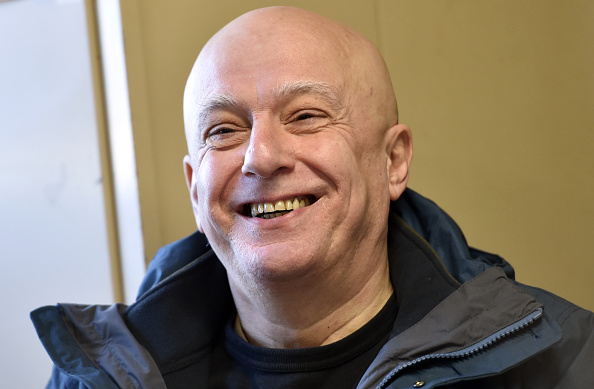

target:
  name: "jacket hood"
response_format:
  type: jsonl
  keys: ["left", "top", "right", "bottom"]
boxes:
{"left": 137, "top": 188, "right": 514, "bottom": 298}
{"left": 393, "top": 189, "right": 514, "bottom": 283}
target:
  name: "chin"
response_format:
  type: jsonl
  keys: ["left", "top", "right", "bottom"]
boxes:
{"left": 232, "top": 242, "right": 322, "bottom": 283}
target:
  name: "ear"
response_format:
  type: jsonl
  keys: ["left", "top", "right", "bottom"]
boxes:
{"left": 385, "top": 123, "right": 413, "bottom": 201}
{"left": 183, "top": 155, "right": 203, "bottom": 233}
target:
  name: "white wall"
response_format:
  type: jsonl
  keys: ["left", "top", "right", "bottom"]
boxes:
{"left": 0, "top": 0, "right": 114, "bottom": 387}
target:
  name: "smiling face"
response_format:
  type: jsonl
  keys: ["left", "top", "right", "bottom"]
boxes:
{"left": 183, "top": 7, "right": 412, "bottom": 290}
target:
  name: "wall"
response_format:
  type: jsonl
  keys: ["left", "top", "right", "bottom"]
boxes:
{"left": 0, "top": 1, "right": 114, "bottom": 387}
{"left": 119, "top": 0, "right": 593, "bottom": 310}
{"left": 381, "top": 0, "right": 594, "bottom": 310}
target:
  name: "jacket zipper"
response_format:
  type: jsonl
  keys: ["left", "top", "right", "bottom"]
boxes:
{"left": 376, "top": 308, "right": 543, "bottom": 389}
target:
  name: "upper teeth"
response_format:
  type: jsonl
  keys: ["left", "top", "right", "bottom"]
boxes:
{"left": 251, "top": 197, "right": 311, "bottom": 218}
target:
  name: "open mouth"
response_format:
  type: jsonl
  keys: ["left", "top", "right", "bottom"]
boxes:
{"left": 243, "top": 195, "right": 317, "bottom": 219}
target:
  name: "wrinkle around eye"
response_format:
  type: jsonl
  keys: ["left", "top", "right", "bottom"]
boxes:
{"left": 205, "top": 127, "right": 250, "bottom": 149}
{"left": 285, "top": 107, "right": 331, "bottom": 122}
{"left": 284, "top": 115, "right": 335, "bottom": 135}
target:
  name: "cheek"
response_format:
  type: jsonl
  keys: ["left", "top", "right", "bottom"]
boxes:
{"left": 303, "top": 130, "right": 357, "bottom": 168}
{"left": 195, "top": 150, "right": 244, "bottom": 224}
{"left": 334, "top": 137, "right": 390, "bottom": 215}
{"left": 319, "top": 134, "right": 381, "bottom": 184}
{"left": 194, "top": 154, "right": 225, "bottom": 225}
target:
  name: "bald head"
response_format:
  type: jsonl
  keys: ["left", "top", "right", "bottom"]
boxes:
{"left": 181, "top": 7, "right": 413, "bottom": 312}
{"left": 183, "top": 6, "right": 398, "bottom": 150}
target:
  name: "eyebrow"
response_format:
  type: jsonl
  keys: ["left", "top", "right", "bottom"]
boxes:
{"left": 272, "top": 80, "right": 344, "bottom": 111}
{"left": 195, "top": 80, "right": 344, "bottom": 127}
{"left": 195, "top": 93, "right": 242, "bottom": 128}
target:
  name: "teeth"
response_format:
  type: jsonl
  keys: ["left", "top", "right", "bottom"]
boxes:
{"left": 249, "top": 196, "right": 313, "bottom": 218}
{"left": 259, "top": 211, "right": 289, "bottom": 220}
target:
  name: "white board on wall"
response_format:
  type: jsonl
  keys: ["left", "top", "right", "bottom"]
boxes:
{"left": 0, "top": 0, "right": 114, "bottom": 387}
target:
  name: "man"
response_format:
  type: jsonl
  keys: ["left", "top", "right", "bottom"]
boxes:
{"left": 33, "top": 6, "right": 593, "bottom": 388}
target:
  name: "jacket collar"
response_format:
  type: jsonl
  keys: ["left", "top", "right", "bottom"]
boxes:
{"left": 123, "top": 207, "right": 460, "bottom": 372}
{"left": 125, "top": 248, "right": 232, "bottom": 374}
{"left": 392, "top": 189, "right": 515, "bottom": 283}
{"left": 124, "top": 189, "right": 560, "bottom": 384}
{"left": 358, "top": 216, "right": 561, "bottom": 388}
{"left": 123, "top": 207, "right": 517, "bottom": 376}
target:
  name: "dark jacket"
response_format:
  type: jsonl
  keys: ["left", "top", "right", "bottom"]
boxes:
{"left": 31, "top": 189, "right": 594, "bottom": 388}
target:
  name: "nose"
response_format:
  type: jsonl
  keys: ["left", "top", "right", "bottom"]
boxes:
{"left": 241, "top": 117, "right": 295, "bottom": 178}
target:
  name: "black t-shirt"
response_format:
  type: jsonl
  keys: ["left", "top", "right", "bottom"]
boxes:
{"left": 207, "top": 292, "right": 398, "bottom": 388}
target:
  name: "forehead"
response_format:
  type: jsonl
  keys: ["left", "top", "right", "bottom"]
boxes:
{"left": 185, "top": 34, "right": 352, "bottom": 124}
{"left": 192, "top": 80, "right": 344, "bottom": 125}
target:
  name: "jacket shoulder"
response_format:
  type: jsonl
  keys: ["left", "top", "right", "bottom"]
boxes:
{"left": 31, "top": 305, "right": 121, "bottom": 389}
{"left": 31, "top": 304, "right": 167, "bottom": 389}
{"left": 44, "top": 365, "right": 91, "bottom": 389}
{"left": 519, "top": 283, "right": 592, "bottom": 325}
{"left": 509, "top": 283, "right": 594, "bottom": 387}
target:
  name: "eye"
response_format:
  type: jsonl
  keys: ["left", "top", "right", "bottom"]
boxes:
{"left": 291, "top": 110, "right": 328, "bottom": 123}
{"left": 285, "top": 109, "right": 331, "bottom": 135}
{"left": 204, "top": 125, "right": 248, "bottom": 149}
{"left": 296, "top": 113, "right": 315, "bottom": 121}
{"left": 208, "top": 127, "right": 235, "bottom": 137}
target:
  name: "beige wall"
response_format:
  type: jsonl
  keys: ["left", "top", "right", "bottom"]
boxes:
{"left": 119, "top": 0, "right": 593, "bottom": 310}
{"left": 380, "top": 1, "right": 594, "bottom": 311}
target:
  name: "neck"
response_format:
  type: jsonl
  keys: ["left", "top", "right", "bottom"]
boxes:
{"left": 230, "top": 253, "right": 393, "bottom": 349}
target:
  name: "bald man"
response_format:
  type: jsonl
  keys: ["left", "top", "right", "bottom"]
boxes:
{"left": 33, "top": 7, "right": 593, "bottom": 389}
